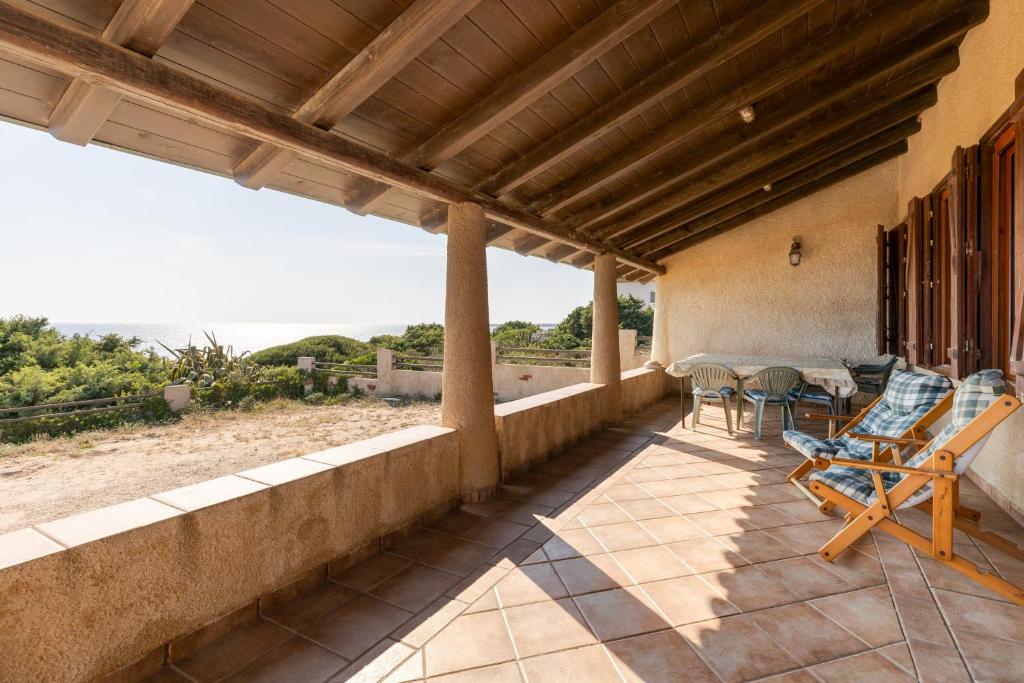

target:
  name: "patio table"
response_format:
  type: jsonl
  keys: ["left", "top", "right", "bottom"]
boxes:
{"left": 666, "top": 353, "right": 857, "bottom": 431}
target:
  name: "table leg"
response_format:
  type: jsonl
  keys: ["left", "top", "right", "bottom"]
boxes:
{"left": 736, "top": 377, "right": 744, "bottom": 429}
{"left": 830, "top": 388, "right": 842, "bottom": 438}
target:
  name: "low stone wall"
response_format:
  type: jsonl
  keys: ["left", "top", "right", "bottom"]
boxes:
{"left": 621, "top": 367, "right": 671, "bottom": 415}
{"left": 494, "top": 383, "right": 607, "bottom": 479}
{"left": 0, "top": 426, "right": 459, "bottom": 683}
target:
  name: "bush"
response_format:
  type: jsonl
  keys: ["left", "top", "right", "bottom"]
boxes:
{"left": 304, "top": 391, "right": 326, "bottom": 405}
{"left": 249, "top": 335, "right": 373, "bottom": 367}
{"left": 237, "top": 395, "right": 259, "bottom": 412}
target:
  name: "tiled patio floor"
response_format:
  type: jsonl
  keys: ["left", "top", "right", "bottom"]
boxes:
{"left": 142, "top": 398, "right": 1024, "bottom": 682}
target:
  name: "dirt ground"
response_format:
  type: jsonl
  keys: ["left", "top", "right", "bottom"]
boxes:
{"left": 0, "top": 397, "right": 441, "bottom": 534}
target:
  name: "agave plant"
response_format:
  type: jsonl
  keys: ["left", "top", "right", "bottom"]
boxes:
{"left": 158, "top": 331, "right": 259, "bottom": 388}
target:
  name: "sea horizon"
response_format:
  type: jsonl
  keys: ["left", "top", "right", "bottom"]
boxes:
{"left": 54, "top": 321, "right": 556, "bottom": 356}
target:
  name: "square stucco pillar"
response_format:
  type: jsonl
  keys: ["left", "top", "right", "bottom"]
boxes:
{"left": 591, "top": 252, "right": 623, "bottom": 422}
{"left": 442, "top": 202, "right": 500, "bottom": 502}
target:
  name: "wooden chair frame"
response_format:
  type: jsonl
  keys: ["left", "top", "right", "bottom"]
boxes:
{"left": 787, "top": 392, "right": 955, "bottom": 510}
{"left": 809, "top": 394, "right": 1024, "bottom": 606}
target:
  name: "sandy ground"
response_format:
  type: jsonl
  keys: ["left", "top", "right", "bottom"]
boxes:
{"left": 0, "top": 397, "right": 441, "bottom": 533}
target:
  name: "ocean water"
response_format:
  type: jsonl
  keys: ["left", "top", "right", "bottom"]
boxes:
{"left": 54, "top": 322, "right": 411, "bottom": 356}
{"left": 54, "top": 322, "right": 556, "bottom": 357}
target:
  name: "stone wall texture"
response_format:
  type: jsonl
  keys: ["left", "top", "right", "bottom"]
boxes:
{"left": 653, "top": 159, "right": 899, "bottom": 366}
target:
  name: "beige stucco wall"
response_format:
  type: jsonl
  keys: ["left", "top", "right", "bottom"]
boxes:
{"left": 653, "top": 159, "right": 899, "bottom": 367}
{"left": 0, "top": 426, "right": 459, "bottom": 682}
{"left": 897, "top": 0, "right": 1024, "bottom": 208}
{"left": 895, "top": 0, "right": 1024, "bottom": 520}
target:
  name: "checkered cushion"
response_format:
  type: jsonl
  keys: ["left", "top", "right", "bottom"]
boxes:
{"left": 811, "top": 370, "right": 1008, "bottom": 506}
{"left": 783, "top": 370, "right": 951, "bottom": 464}
{"left": 693, "top": 386, "right": 734, "bottom": 398}
{"left": 882, "top": 369, "right": 952, "bottom": 416}
{"left": 744, "top": 389, "right": 791, "bottom": 405}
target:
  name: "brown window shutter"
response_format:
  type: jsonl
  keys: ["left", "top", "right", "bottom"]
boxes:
{"left": 906, "top": 197, "right": 924, "bottom": 366}
{"left": 876, "top": 224, "right": 887, "bottom": 355}
{"left": 948, "top": 147, "right": 966, "bottom": 378}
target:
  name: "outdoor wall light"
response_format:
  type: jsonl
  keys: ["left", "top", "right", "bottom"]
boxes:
{"left": 739, "top": 105, "right": 756, "bottom": 123}
{"left": 789, "top": 236, "right": 802, "bottom": 267}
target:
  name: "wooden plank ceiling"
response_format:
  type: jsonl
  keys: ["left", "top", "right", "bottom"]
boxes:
{"left": 0, "top": 0, "right": 988, "bottom": 281}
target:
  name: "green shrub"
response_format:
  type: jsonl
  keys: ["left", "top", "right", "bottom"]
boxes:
{"left": 237, "top": 395, "right": 259, "bottom": 412}
{"left": 249, "top": 335, "right": 373, "bottom": 367}
{"left": 304, "top": 391, "right": 326, "bottom": 405}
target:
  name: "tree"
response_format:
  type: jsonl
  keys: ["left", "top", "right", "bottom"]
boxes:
{"left": 492, "top": 320, "right": 540, "bottom": 347}
{"left": 552, "top": 295, "right": 654, "bottom": 342}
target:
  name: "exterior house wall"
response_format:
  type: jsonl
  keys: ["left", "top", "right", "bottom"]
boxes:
{"left": 895, "top": 0, "right": 1024, "bottom": 521}
{"left": 652, "top": 160, "right": 899, "bottom": 367}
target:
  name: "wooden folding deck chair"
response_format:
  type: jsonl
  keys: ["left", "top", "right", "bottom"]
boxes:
{"left": 808, "top": 370, "right": 1024, "bottom": 605}
{"left": 783, "top": 370, "right": 954, "bottom": 510}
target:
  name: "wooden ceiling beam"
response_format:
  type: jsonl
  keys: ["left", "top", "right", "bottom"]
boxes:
{"left": 598, "top": 54, "right": 951, "bottom": 245}
{"left": 638, "top": 125, "right": 918, "bottom": 256}
{"left": 528, "top": 0, "right": 986, "bottom": 217}
{"left": 627, "top": 114, "right": 924, "bottom": 254}
{"left": 345, "top": 0, "right": 680, "bottom": 215}
{"left": 233, "top": 0, "right": 481, "bottom": 190}
{"left": 579, "top": 27, "right": 966, "bottom": 236}
{"left": 514, "top": 235, "right": 553, "bottom": 256}
{"left": 0, "top": 3, "right": 664, "bottom": 275}
{"left": 47, "top": 0, "right": 192, "bottom": 146}
{"left": 648, "top": 142, "right": 909, "bottom": 262}
{"left": 476, "top": 0, "right": 824, "bottom": 197}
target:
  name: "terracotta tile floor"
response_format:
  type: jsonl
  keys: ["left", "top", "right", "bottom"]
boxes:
{"left": 143, "top": 399, "right": 1024, "bottom": 682}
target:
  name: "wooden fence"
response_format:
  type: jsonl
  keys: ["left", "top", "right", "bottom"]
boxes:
{"left": 312, "top": 360, "right": 378, "bottom": 379}
{"left": 0, "top": 391, "right": 162, "bottom": 425}
{"left": 496, "top": 346, "right": 592, "bottom": 368}
{"left": 393, "top": 355, "right": 444, "bottom": 371}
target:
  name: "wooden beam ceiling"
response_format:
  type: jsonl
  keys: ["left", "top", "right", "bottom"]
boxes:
{"left": 576, "top": 29, "right": 967, "bottom": 237}
{"left": 649, "top": 142, "right": 911, "bottom": 260}
{"left": 476, "top": 0, "right": 825, "bottom": 197}
{"left": 47, "top": 0, "right": 192, "bottom": 146}
{"left": 639, "top": 125, "right": 920, "bottom": 257}
{"left": 232, "top": 0, "right": 481, "bottom": 190}
{"left": 344, "top": 0, "right": 681, "bottom": 215}
{"left": 527, "top": 0, "right": 986, "bottom": 218}
{"left": 598, "top": 55, "right": 953, "bottom": 245}
{"left": 0, "top": 2, "right": 664, "bottom": 275}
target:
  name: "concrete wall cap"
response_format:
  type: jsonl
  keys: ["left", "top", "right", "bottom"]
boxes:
{"left": 237, "top": 457, "right": 334, "bottom": 487}
{"left": 0, "top": 528, "right": 65, "bottom": 570}
{"left": 303, "top": 442, "right": 387, "bottom": 467}
{"left": 150, "top": 475, "right": 268, "bottom": 512}
{"left": 34, "top": 497, "right": 181, "bottom": 548}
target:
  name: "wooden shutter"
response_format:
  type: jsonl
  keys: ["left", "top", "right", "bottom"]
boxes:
{"left": 948, "top": 148, "right": 966, "bottom": 377}
{"left": 906, "top": 197, "right": 924, "bottom": 366}
{"left": 876, "top": 224, "right": 887, "bottom": 355}
{"left": 1012, "top": 113, "right": 1024, "bottom": 385}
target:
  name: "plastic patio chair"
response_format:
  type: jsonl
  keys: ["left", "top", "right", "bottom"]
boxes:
{"left": 787, "top": 381, "right": 836, "bottom": 429}
{"left": 688, "top": 363, "right": 739, "bottom": 435}
{"left": 808, "top": 369, "right": 1024, "bottom": 605}
{"left": 848, "top": 355, "right": 900, "bottom": 398}
{"left": 742, "top": 367, "right": 801, "bottom": 439}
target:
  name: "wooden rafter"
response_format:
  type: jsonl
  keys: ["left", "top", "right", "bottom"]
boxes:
{"left": 626, "top": 113, "right": 926, "bottom": 254}
{"left": 0, "top": 3, "right": 664, "bottom": 275}
{"left": 528, "top": 0, "right": 986, "bottom": 217}
{"left": 476, "top": 0, "right": 825, "bottom": 197}
{"left": 233, "top": 0, "right": 481, "bottom": 190}
{"left": 649, "top": 142, "right": 910, "bottom": 261}
{"left": 638, "top": 125, "right": 919, "bottom": 257}
{"left": 578, "top": 22, "right": 970, "bottom": 237}
{"left": 47, "top": 0, "right": 192, "bottom": 146}
{"left": 345, "top": 0, "right": 680, "bottom": 215}
{"left": 596, "top": 53, "right": 954, "bottom": 247}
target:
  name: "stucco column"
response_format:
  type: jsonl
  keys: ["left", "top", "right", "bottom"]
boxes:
{"left": 591, "top": 253, "right": 623, "bottom": 422}
{"left": 442, "top": 202, "right": 500, "bottom": 502}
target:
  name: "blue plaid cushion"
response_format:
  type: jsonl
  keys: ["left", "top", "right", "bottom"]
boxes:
{"left": 694, "top": 386, "right": 734, "bottom": 398}
{"left": 744, "top": 389, "right": 791, "bottom": 405}
{"left": 882, "top": 370, "right": 952, "bottom": 416}
{"left": 812, "top": 370, "right": 1007, "bottom": 506}
{"left": 783, "top": 430, "right": 874, "bottom": 461}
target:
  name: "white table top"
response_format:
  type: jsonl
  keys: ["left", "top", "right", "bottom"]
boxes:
{"left": 665, "top": 353, "right": 857, "bottom": 396}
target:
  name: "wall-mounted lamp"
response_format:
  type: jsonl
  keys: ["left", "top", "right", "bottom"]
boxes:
{"left": 789, "top": 236, "right": 802, "bottom": 267}
{"left": 739, "top": 105, "right": 756, "bottom": 123}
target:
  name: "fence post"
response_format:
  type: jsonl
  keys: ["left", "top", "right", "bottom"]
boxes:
{"left": 619, "top": 329, "right": 638, "bottom": 372}
{"left": 377, "top": 349, "right": 395, "bottom": 394}
{"left": 297, "top": 356, "right": 315, "bottom": 395}
{"left": 163, "top": 384, "right": 191, "bottom": 413}
{"left": 297, "top": 356, "right": 315, "bottom": 372}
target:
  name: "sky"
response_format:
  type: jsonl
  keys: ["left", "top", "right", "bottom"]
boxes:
{"left": 0, "top": 121, "right": 593, "bottom": 325}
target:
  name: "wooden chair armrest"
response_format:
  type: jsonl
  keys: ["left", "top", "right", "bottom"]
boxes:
{"left": 824, "top": 457, "right": 957, "bottom": 479}
{"left": 845, "top": 433, "right": 930, "bottom": 446}
{"left": 803, "top": 413, "right": 856, "bottom": 421}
